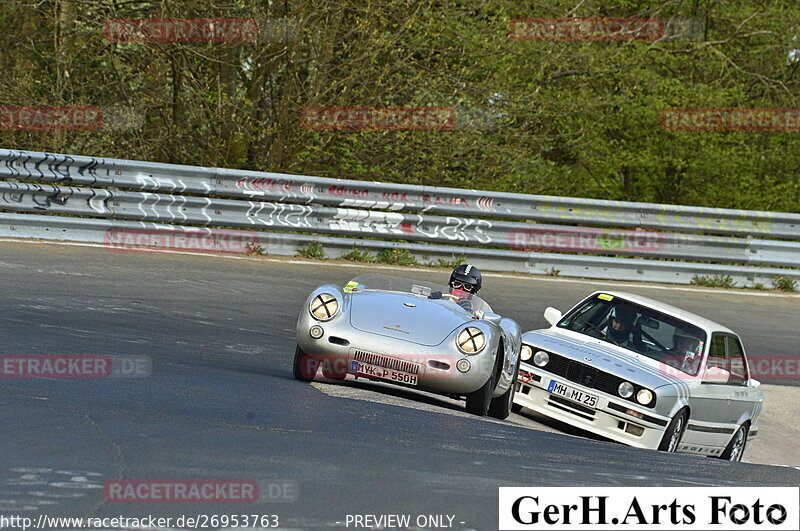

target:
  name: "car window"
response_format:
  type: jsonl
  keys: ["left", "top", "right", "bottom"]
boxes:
{"left": 556, "top": 293, "right": 706, "bottom": 373}
{"left": 707, "top": 334, "right": 727, "bottom": 370}
{"left": 726, "top": 336, "right": 749, "bottom": 385}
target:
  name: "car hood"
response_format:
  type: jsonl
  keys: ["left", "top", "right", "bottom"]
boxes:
{"left": 523, "top": 328, "right": 687, "bottom": 389}
{"left": 349, "top": 290, "right": 468, "bottom": 346}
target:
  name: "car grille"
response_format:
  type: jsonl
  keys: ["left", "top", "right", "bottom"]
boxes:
{"left": 542, "top": 352, "right": 623, "bottom": 398}
{"left": 353, "top": 350, "right": 420, "bottom": 374}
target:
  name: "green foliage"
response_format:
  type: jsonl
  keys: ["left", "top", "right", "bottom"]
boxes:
{"left": 690, "top": 274, "right": 736, "bottom": 288}
{"left": 772, "top": 275, "right": 798, "bottom": 292}
{"left": 243, "top": 242, "right": 267, "bottom": 256}
{"left": 376, "top": 248, "right": 419, "bottom": 266}
{"left": 429, "top": 254, "right": 466, "bottom": 268}
{"left": 0, "top": 1, "right": 798, "bottom": 212}
{"left": 296, "top": 241, "right": 326, "bottom": 260}
{"left": 340, "top": 246, "right": 376, "bottom": 262}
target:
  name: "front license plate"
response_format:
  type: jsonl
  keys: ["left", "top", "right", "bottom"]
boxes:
{"left": 351, "top": 361, "right": 419, "bottom": 386}
{"left": 547, "top": 379, "right": 598, "bottom": 408}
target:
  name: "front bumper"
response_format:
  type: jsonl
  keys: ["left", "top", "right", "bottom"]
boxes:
{"left": 297, "top": 319, "right": 496, "bottom": 395}
{"left": 514, "top": 363, "right": 671, "bottom": 450}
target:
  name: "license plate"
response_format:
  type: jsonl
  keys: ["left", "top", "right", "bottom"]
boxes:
{"left": 547, "top": 379, "right": 598, "bottom": 408}
{"left": 351, "top": 360, "right": 419, "bottom": 386}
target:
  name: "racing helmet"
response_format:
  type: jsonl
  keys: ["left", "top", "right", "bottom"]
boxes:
{"left": 449, "top": 264, "right": 482, "bottom": 294}
{"left": 608, "top": 305, "right": 636, "bottom": 343}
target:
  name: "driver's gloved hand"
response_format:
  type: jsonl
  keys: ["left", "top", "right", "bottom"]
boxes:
{"left": 429, "top": 291, "right": 442, "bottom": 299}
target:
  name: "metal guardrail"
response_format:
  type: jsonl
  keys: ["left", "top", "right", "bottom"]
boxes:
{"left": 0, "top": 149, "right": 798, "bottom": 287}
{"left": 3, "top": 149, "right": 799, "bottom": 238}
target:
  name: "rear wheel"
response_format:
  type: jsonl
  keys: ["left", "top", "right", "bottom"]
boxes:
{"left": 293, "top": 345, "right": 316, "bottom": 382}
{"left": 719, "top": 424, "right": 748, "bottom": 462}
{"left": 658, "top": 410, "right": 688, "bottom": 452}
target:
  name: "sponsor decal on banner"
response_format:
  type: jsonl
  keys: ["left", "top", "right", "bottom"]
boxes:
{"left": 499, "top": 487, "right": 799, "bottom": 530}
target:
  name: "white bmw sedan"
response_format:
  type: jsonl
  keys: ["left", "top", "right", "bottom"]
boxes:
{"left": 514, "top": 291, "right": 763, "bottom": 461}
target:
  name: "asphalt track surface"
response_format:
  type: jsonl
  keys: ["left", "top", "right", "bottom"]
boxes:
{"left": 1, "top": 241, "right": 799, "bottom": 530}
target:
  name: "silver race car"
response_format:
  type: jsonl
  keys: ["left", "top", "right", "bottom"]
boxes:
{"left": 294, "top": 273, "right": 522, "bottom": 418}
{"left": 514, "top": 291, "right": 764, "bottom": 461}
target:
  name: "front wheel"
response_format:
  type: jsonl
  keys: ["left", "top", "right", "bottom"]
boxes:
{"left": 488, "top": 357, "right": 520, "bottom": 420}
{"left": 719, "top": 424, "right": 748, "bottom": 462}
{"left": 658, "top": 410, "right": 688, "bottom": 452}
{"left": 293, "top": 345, "right": 316, "bottom": 382}
{"left": 488, "top": 381, "right": 514, "bottom": 419}
{"left": 465, "top": 372, "right": 494, "bottom": 416}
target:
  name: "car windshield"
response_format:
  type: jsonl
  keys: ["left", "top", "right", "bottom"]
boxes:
{"left": 556, "top": 293, "right": 708, "bottom": 375}
{"left": 345, "top": 274, "right": 492, "bottom": 315}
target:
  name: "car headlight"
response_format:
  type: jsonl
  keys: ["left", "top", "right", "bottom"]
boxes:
{"left": 456, "top": 327, "right": 486, "bottom": 354}
{"left": 520, "top": 345, "right": 533, "bottom": 361}
{"left": 618, "top": 381, "right": 634, "bottom": 398}
{"left": 310, "top": 293, "right": 339, "bottom": 321}
{"left": 533, "top": 350, "right": 549, "bottom": 367}
{"left": 636, "top": 389, "right": 654, "bottom": 406}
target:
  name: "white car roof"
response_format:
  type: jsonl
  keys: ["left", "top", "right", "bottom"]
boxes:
{"left": 591, "top": 290, "right": 737, "bottom": 336}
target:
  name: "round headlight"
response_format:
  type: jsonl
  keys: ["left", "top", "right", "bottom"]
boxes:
{"left": 520, "top": 345, "right": 533, "bottom": 361}
{"left": 618, "top": 381, "right": 634, "bottom": 398}
{"left": 456, "top": 327, "right": 486, "bottom": 354}
{"left": 310, "top": 293, "right": 339, "bottom": 321}
{"left": 636, "top": 389, "right": 654, "bottom": 406}
{"left": 533, "top": 350, "right": 549, "bottom": 367}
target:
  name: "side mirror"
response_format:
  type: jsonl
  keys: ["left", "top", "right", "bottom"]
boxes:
{"left": 749, "top": 378, "right": 761, "bottom": 388}
{"left": 544, "top": 307, "right": 562, "bottom": 326}
{"left": 482, "top": 312, "right": 502, "bottom": 324}
{"left": 703, "top": 366, "right": 730, "bottom": 384}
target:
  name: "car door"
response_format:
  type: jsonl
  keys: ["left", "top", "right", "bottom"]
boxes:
{"left": 684, "top": 334, "right": 732, "bottom": 449}
{"left": 723, "top": 335, "right": 759, "bottom": 431}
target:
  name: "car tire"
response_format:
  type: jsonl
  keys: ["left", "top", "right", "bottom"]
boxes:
{"left": 719, "top": 424, "right": 748, "bottom": 462}
{"left": 488, "top": 357, "right": 520, "bottom": 420}
{"left": 658, "top": 409, "right": 688, "bottom": 452}
{"left": 465, "top": 373, "right": 493, "bottom": 416}
{"left": 465, "top": 355, "right": 500, "bottom": 417}
{"left": 293, "top": 345, "right": 316, "bottom": 382}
